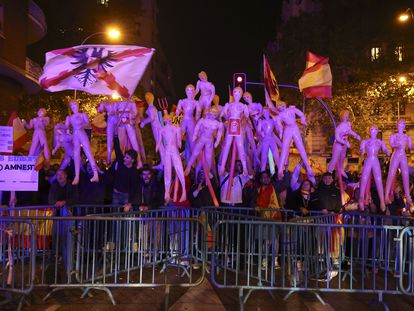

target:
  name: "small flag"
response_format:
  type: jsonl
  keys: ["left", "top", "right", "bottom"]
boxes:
{"left": 40, "top": 45, "right": 155, "bottom": 98}
{"left": 298, "top": 51, "right": 332, "bottom": 98}
{"left": 263, "top": 54, "right": 280, "bottom": 102}
{"left": 7, "top": 112, "right": 28, "bottom": 152}
{"left": 34, "top": 151, "right": 45, "bottom": 171}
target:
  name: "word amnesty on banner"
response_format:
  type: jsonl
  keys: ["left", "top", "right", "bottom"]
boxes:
{"left": 0, "top": 126, "right": 13, "bottom": 153}
{"left": 0, "top": 155, "right": 38, "bottom": 191}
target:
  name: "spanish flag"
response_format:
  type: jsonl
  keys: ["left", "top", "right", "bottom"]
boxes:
{"left": 298, "top": 51, "right": 332, "bottom": 98}
{"left": 7, "top": 111, "right": 28, "bottom": 152}
{"left": 263, "top": 54, "right": 280, "bottom": 102}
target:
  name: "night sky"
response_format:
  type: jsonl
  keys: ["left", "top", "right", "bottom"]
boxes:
{"left": 158, "top": 0, "right": 281, "bottom": 98}
{"left": 31, "top": 0, "right": 281, "bottom": 101}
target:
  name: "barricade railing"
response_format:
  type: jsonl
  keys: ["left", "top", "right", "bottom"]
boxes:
{"left": 0, "top": 218, "right": 36, "bottom": 311}
{"left": 210, "top": 219, "right": 414, "bottom": 311}
{"left": 0, "top": 214, "right": 206, "bottom": 309}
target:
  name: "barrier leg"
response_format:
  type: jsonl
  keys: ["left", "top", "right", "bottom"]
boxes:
{"left": 239, "top": 288, "right": 244, "bottom": 311}
{"left": 314, "top": 292, "right": 326, "bottom": 305}
{"left": 369, "top": 292, "right": 389, "bottom": 311}
{"left": 80, "top": 286, "right": 116, "bottom": 305}
{"left": 164, "top": 285, "right": 170, "bottom": 311}
{"left": 283, "top": 290, "right": 295, "bottom": 301}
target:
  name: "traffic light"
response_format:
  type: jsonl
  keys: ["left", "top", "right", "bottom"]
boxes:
{"left": 233, "top": 73, "right": 246, "bottom": 91}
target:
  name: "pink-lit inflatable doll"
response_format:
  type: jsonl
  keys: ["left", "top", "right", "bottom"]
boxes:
{"left": 195, "top": 71, "right": 215, "bottom": 113}
{"left": 22, "top": 108, "right": 51, "bottom": 161}
{"left": 133, "top": 98, "right": 146, "bottom": 165}
{"left": 52, "top": 123, "right": 74, "bottom": 170}
{"left": 97, "top": 100, "right": 118, "bottom": 165}
{"left": 65, "top": 101, "right": 99, "bottom": 185}
{"left": 384, "top": 119, "right": 414, "bottom": 211}
{"left": 275, "top": 101, "right": 315, "bottom": 183}
{"left": 241, "top": 92, "right": 260, "bottom": 172}
{"left": 175, "top": 84, "right": 201, "bottom": 151}
{"left": 184, "top": 105, "right": 224, "bottom": 175}
{"left": 218, "top": 87, "right": 249, "bottom": 176}
{"left": 141, "top": 92, "right": 164, "bottom": 168}
{"left": 156, "top": 112, "right": 186, "bottom": 202}
{"left": 257, "top": 107, "right": 282, "bottom": 172}
{"left": 358, "top": 126, "right": 390, "bottom": 212}
{"left": 116, "top": 99, "right": 142, "bottom": 167}
{"left": 327, "top": 110, "right": 361, "bottom": 178}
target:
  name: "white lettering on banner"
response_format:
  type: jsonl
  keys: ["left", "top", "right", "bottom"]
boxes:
{"left": 0, "top": 156, "right": 38, "bottom": 191}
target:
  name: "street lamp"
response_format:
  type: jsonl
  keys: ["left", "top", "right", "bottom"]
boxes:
{"left": 80, "top": 27, "right": 122, "bottom": 45}
{"left": 398, "top": 8, "right": 413, "bottom": 23}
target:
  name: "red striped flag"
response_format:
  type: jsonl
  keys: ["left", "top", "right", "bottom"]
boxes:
{"left": 7, "top": 112, "right": 28, "bottom": 152}
{"left": 263, "top": 54, "right": 280, "bottom": 102}
{"left": 298, "top": 51, "right": 332, "bottom": 98}
{"left": 40, "top": 45, "right": 155, "bottom": 98}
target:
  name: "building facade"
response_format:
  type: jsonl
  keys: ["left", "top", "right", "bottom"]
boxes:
{"left": 0, "top": 0, "right": 45, "bottom": 122}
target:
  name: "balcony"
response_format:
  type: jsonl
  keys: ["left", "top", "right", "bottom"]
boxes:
{"left": 27, "top": 0, "right": 47, "bottom": 44}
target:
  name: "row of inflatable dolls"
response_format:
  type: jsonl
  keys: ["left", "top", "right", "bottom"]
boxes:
{"left": 22, "top": 71, "right": 414, "bottom": 210}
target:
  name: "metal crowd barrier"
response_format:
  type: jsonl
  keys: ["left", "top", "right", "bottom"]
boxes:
{"left": 0, "top": 213, "right": 206, "bottom": 309}
{"left": 2, "top": 204, "right": 414, "bottom": 311}
{"left": 210, "top": 218, "right": 414, "bottom": 311}
{"left": 0, "top": 218, "right": 36, "bottom": 311}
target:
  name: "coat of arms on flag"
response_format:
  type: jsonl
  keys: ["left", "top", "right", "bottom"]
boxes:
{"left": 39, "top": 45, "right": 155, "bottom": 98}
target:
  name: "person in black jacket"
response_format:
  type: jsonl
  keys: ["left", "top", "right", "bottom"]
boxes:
{"left": 48, "top": 169, "right": 78, "bottom": 207}
{"left": 189, "top": 168, "right": 219, "bottom": 208}
{"left": 286, "top": 179, "right": 314, "bottom": 217}
{"left": 108, "top": 136, "right": 140, "bottom": 207}
{"left": 309, "top": 172, "right": 341, "bottom": 213}
{"left": 125, "top": 164, "right": 164, "bottom": 211}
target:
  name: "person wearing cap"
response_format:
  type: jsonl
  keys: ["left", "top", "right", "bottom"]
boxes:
{"left": 309, "top": 172, "right": 341, "bottom": 213}
{"left": 184, "top": 105, "right": 224, "bottom": 176}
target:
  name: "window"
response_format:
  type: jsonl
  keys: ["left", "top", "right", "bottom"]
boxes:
{"left": 371, "top": 47, "right": 381, "bottom": 61}
{"left": 395, "top": 46, "right": 403, "bottom": 62}
{"left": 0, "top": 4, "right": 4, "bottom": 39}
{"left": 97, "top": 0, "right": 109, "bottom": 7}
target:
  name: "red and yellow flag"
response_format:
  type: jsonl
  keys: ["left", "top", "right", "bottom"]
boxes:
{"left": 263, "top": 54, "right": 280, "bottom": 102}
{"left": 7, "top": 111, "right": 28, "bottom": 152}
{"left": 298, "top": 51, "right": 332, "bottom": 98}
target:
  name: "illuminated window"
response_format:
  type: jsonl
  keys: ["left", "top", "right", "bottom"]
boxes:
{"left": 97, "top": 0, "right": 109, "bottom": 7}
{"left": 371, "top": 47, "right": 381, "bottom": 61}
{"left": 395, "top": 46, "right": 403, "bottom": 62}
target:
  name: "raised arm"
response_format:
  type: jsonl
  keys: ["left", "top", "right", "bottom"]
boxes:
{"left": 195, "top": 80, "right": 201, "bottom": 98}
{"left": 215, "top": 122, "right": 224, "bottom": 148}
{"left": 359, "top": 139, "right": 366, "bottom": 156}
{"left": 65, "top": 116, "right": 70, "bottom": 129}
{"left": 290, "top": 162, "right": 302, "bottom": 191}
{"left": 176, "top": 126, "right": 182, "bottom": 149}
{"left": 293, "top": 107, "right": 307, "bottom": 126}
{"left": 408, "top": 135, "right": 414, "bottom": 150}
{"left": 176, "top": 99, "right": 183, "bottom": 116}
{"left": 195, "top": 100, "right": 201, "bottom": 120}
{"left": 381, "top": 141, "right": 391, "bottom": 156}
{"left": 274, "top": 116, "right": 283, "bottom": 138}
{"left": 219, "top": 103, "right": 229, "bottom": 120}
{"left": 209, "top": 83, "right": 216, "bottom": 104}
{"left": 192, "top": 119, "right": 202, "bottom": 142}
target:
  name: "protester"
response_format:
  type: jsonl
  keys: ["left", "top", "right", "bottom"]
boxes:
{"left": 309, "top": 172, "right": 341, "bottom": 213}
{"left": 189, "top": 168, "right": 218, "bottom": 208}
{"left": 125, "top": 164, "right": 164, "bottom": 211}
{"left": 108, "top": 136, "right": 140, "bottom": 206}
{"left": 220, "top": 160, "right": 250, "bottom": 207}
{"left": 48, "top": 169, "right": 78, "bottom": 207}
